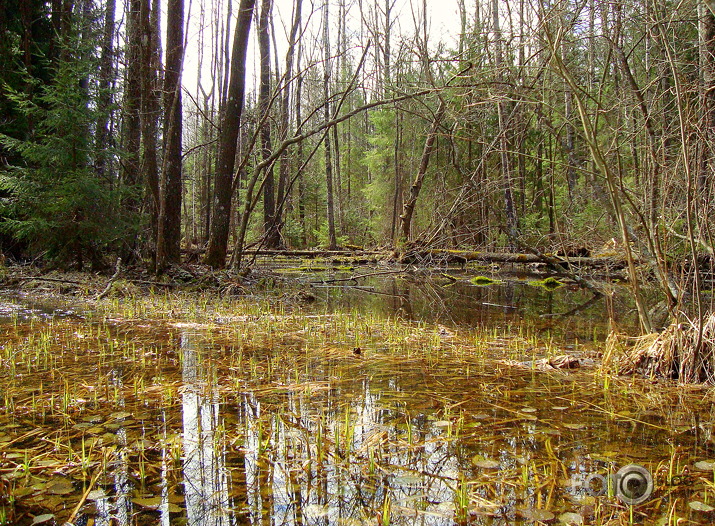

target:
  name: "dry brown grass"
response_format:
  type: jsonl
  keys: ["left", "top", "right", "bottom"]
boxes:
{"left": 604, "top": 314, "right": 715, "bottom": 383}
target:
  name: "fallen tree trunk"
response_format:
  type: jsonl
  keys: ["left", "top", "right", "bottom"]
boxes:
{"left": 400, "top": 249, "right": 628, "bottom": 269}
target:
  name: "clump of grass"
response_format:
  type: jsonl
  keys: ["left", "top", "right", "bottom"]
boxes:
{"left": 603, "top": 314, "right": 715, "bottom": 383}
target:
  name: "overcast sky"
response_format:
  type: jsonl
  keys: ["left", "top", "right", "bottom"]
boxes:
{"left": 178, "top": 0, "right": 466, "bottom": 99}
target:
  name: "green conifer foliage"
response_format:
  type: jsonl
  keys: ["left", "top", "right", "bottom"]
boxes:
{"left": 0, "top": 7, "right": 134, "bottom": 268}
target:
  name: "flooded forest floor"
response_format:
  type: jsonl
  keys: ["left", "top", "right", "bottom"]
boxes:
{"left": 1, "top": 259, "right": 715, "bottom": 525}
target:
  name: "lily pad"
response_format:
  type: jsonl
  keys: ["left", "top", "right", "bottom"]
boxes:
{"left": 132, "top": 496, "right": 162, "bottom": 509}
{"left": 45, "top": 478, "right": 74, "bottom": 495}
{"left": 472, "top": 456, "right": 500, "bottom": 469}
{"left": 558, "top": 512, "right": 584, "bottom": 524}
{"left": 695, "top": 460, "right": 715, "bottom": 472}
{"left": 31, "top": 514, "right": 55, "bottom": 525}
{"left": 689, "top": 501, "right": 715, "bottom": 512}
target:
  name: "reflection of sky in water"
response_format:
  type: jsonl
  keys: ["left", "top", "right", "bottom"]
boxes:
{"left": 172, "top": 331, "right": 485, "bottom": 525}
{"left": 155, "top": 333, "right": 681, "bottom": 525}
{"left": 0, "top": 288, "right": 708, "bottom": 525}
{"left": 181, "top": 332, "right": 232, "bottom": 526}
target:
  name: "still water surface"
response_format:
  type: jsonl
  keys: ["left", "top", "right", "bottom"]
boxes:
{"left": 0, "top": 275, "right": 713, "bottom": 525}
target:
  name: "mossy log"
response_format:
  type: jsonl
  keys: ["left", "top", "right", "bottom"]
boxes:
{"left": 399, "top": 249, "right": 627, "bottom": 269}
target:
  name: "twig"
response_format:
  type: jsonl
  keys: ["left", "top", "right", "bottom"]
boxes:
{"left": 10, "top": 276, "right": 86, "bottom": 286}
{"left": 94, "top": 258, "right": 122, "bottom": 300}
{"left": 64, "top": 468, "right": 102, "bottom": 525}
{"left": 311, "top": 269, "right": 407, "bottom": 284}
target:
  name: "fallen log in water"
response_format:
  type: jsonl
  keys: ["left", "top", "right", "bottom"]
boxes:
{"left": 399, "top": 249, "right": 628, "bottom": 270}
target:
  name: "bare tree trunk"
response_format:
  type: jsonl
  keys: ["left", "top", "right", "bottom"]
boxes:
{"left": 204, "top": 0, "right": 256, "bottom": 268}
{"left": 390, "top": 108, "right": 401, "bottom": 242}
{"left": 122, "top": 0, "right": 141, "bottom": 198}
{"left": 140, "top": 0, "right": 161, "bottom": 258}
{"left": 493, "top": 0, "right": 518, "bottom": 245}
{"left": 296, "top": 42, "right": 307, "bottom": 247}
{"left": 272, "top": 0, "right": 303, "bottom": 247}
{"left": 399, "top": 100, "right": 446, "bottom": 243}
{"left": 323, "top": 0, "right": 338, "bottom": 249}
{"left": 258, "top": 0, "right": 280, "bottom": 248}
{"left": 701, "top": 0, "right": 715, "bottom": 206}
{"left": 95, "top": 0, "right": 115, "bottom": 181}
{"left": 156, "top": 0, "right": 184, "bottom": 271}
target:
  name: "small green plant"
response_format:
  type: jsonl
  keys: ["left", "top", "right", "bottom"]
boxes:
{"left": 470, "top": 276, "right": 501, "bottom": 286}
{"left": 454, "top": 476, "right": 470, "bottom": 525}
{"left": 528, "top": 277, "right": 564, "bottom": 289}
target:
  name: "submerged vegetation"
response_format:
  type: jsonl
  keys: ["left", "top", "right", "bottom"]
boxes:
{"left": 4, "top": 0, "right": 715, "bottom": 521}
{"left": 0, "top": 269, "right": 713, "bottom": 524}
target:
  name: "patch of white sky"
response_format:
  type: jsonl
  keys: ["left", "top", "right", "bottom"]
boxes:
{"left": 177, "top": 0, "right": 469, "bottom": 104}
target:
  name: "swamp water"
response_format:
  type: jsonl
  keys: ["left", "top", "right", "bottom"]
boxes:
{"left": 0, "top": 273, "right": 714, "bottom": 525}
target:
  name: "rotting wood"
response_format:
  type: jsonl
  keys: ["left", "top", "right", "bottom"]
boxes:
{"left": 399, "top": 249, "right": 628, "bottom": 269}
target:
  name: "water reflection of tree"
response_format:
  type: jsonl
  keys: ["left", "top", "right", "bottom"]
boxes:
{"left": 180, "top": 332, "right": 232, "bottom": 526}
{"left": 103, "top": 368, "right": 132, "bottom": 526}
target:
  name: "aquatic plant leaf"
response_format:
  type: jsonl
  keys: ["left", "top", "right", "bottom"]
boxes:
{"left": 694, "top": 460, "right": 715, "bottom": 471}
{"left": 45, "top": 478, "right": 74, "bottom": 495}
{"left": 472, "top": 456, "right": 500, "bottom": 469}
{"left": 520, "top": 508, "right": 555, "bottom": 521}
{"left": 87, "top": 489, "right": 106, "bottom": 501}
{"left": 558, "top": 512, "right": 584, "bottom": 524}
{"left": 562, "top": 423, "right": 586, "bottom": 430}
{"left": 132, "top": 496, "right": 162, "bottom": 509}
{"left": 688, "top": 501, "right": 715, "bottom": 512}
{"left": 72, "top": 423, "right": 92, "bottom": 430}
{"left": 31, "top": 514, "right": 55, "bottom": 525}
{"left": 304, "top": 504, "right": 331, "bottom": 518}
{"left": 520, "top": 407, "right": 537, "bottom": 413}
{"left": 393, "top": 475, "right": 423, "bottom": 487}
